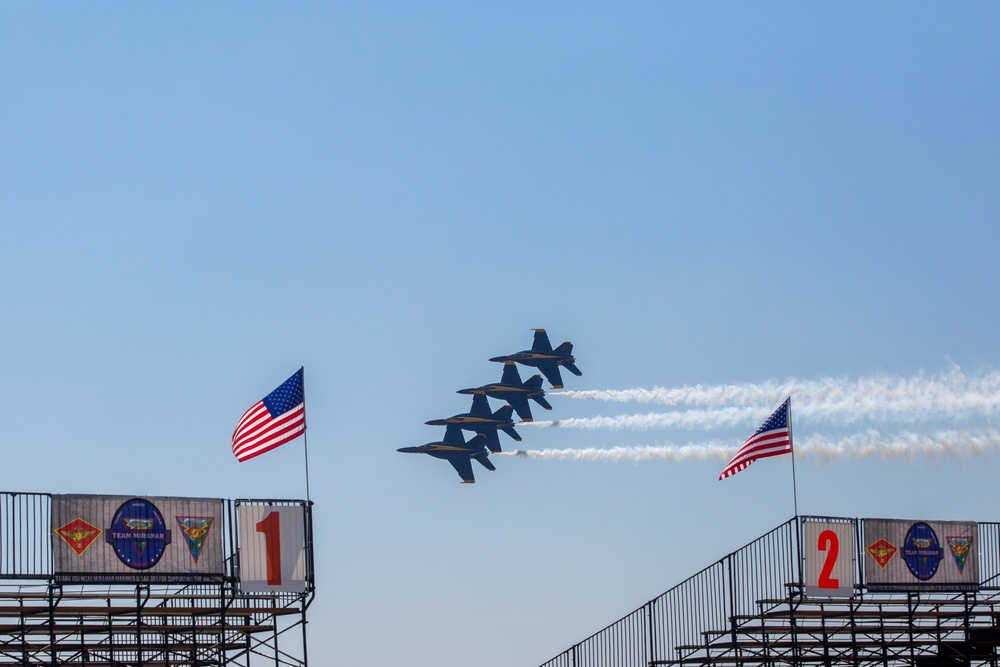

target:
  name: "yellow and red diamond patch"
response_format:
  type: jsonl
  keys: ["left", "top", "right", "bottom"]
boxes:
{"left": 867, "top": 538, "right": 898, "bottom": 569}
{"left": 55, "top": 518, "right": 102, "bottom": 557}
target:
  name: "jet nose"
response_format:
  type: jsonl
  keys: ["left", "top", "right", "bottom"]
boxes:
{"left": 488, "top": 356, "right": 507, "bottom": 362}
{"left": 397, "top": 447, "right": 419, "bottom": 453}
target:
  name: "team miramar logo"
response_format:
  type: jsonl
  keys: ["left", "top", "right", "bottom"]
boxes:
{"left": 105, "top": 498, "right": 173, "bottom": 569}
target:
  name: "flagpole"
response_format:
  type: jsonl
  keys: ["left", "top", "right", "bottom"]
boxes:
{"left": 788, "top": 396, "right": 799, "bottom": 518}
{"left": 787, "top": 395, "right": 804, "bottom": 592}
{"left": 301, "top": 365, "right": 311, "bottom": 503}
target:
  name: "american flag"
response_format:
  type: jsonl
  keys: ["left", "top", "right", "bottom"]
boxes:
{"left": 719, "top": 398, "right": 791, "bottom": 480}
{"left": 232, "top": 368, "right": 306, "bottom": 462}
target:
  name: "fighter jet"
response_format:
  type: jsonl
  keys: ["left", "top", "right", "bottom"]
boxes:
{"left": 397, "top": 425, "right": 495, "bottom": 484}
{"left": 457, "top": 361, "right": 552, "bottom": 422}
{"left": 489, "top": 328, "right": 582, "bottom": 389}
{"left": 425, "top": 394, "right": 522, "bottom": 453}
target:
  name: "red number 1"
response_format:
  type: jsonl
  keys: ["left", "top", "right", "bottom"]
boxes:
{"left": 255, "top": 511, "right": 282, "bottom": 586}
{"left": 817, "top": 529, "right": 840, "bottom": 589}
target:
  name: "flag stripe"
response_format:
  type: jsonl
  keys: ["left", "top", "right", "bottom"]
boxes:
{"left": 233, "top": 408, "right": 304, "bottom": 452}
{"left": 233, "top": 407, "right": 306, "bottom": 461}
{"left": 234, "top": 408, "right": 305, "bottom": 453}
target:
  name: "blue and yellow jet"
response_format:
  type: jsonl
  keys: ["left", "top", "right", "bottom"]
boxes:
{"left": 397, "top": 425, "right": 495, "bottom": 484}
{"left": 457, "top": 361, "right": 552, "bottom": 422}
{"left": 425, "top": 394, "right": 521, "bottom": 453}
{"left": 489, "top": 328, "right": 581, "bottom": 389}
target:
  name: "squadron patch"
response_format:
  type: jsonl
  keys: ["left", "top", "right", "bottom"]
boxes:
{"left": 55, "top": 518, "right": 102, "bottom": 557}
{"left": 867, "top": 538, "right": 898, "bottom": 569}
{"left": 946, "top": 536, "right": 973, "bottom": 574}
{"left": 903, "top": 522, "right": 943, "bottom": 581}
{"left": 176, "top": 516, "right": 215, "bottom": 564}
{"left": 105, "top": 498, "right": 172, "bottom": 570}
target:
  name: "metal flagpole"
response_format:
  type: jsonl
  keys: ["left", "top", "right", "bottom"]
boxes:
{"left": 787, "top": 395, "right": 803, "bottom": 590}
{"left": 788, "top": 396, "right": 799, "bottom": 518}
{"left": 301, "top": 365, "right": 311, "bottom": 503}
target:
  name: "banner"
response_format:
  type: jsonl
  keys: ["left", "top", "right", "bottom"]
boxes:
{"left": 52, "top": 494, "right": 224, "bottom": 584}
{"left": 862, "top": 519, "right": 978, "bottom": 592}
{"left": 238, "top": 504, "right": 307, "bottom": 593}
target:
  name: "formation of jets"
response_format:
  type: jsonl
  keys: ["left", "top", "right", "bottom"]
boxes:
{"left": 398, "top": 329, "right": 581, "bottom": 483}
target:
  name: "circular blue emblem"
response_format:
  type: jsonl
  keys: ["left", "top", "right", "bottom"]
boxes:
{"left": 104, "top": 498, "right": 172, "bottom": 570}
{"left": 903, "top": 521, "right": 943, "bottom": 581}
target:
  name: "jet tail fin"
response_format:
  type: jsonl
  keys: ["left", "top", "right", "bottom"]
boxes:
{"left": 493, "top": 404, "right": 514, "bottom": 421}
{"left": 554, "top": 341, "right": 573, "bottom": 356}
{"left": 524, "top": 374, "right": 544, "bottom": 390}
{"left": 564, "top": 362, "right": 582, "bottom": 377}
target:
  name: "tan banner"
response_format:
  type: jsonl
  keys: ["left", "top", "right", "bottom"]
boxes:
{"left": 52, "top": 494, "right": 224, "bottom": 584}
{"left": 862, "top": 518, "right": 978, "bottom": 592}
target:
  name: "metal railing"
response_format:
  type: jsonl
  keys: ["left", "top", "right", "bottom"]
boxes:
{"left": 538, "top": 516, "right": 1000, "bottom": 667}
{"left": 0, "top": 491, "right": 314, "bottom": 592}
{"left": 0, "top": 492, "right": 51, "bottom": 579}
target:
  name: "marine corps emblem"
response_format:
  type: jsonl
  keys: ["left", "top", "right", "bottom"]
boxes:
{"left": 55, "top": 518, "right": 102, "bottom": 557}
{"left": 866, "top": 538, "right": 898, "bottom": 569}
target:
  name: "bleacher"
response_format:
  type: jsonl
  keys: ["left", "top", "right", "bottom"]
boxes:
{"left": 538, "top": 517, "right": 1000, "bottom": 667}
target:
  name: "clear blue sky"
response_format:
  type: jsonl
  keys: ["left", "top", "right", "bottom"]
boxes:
{"left": 3, "top": 4, "right": 999, "bottom": 666}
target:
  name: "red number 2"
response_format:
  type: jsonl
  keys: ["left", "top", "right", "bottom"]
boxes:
{"left": 255, "top": 511, "right": 282, "bottom": 586}
{"left": 817, "top": 529, "right": 840, "bottom": 589}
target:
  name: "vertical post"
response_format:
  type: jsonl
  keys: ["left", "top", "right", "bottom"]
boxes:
{"left": 728, "top": 553, "right": 738, "bottom": 653}
{"left": 47, "top": 584, "right": 57, "bottom": 667}
{"left": 136, "top": 584, "right": 143, "bottom": 665}
{"left": 301, "top": 604, "right": 310, "bottom": 667}
{"left": 646, "top": 600, "right": 656, "bottom": 666}
{"left": 273, "top": 618, "right": 281, "bottom": 667}
{"left": 301, "top": 366, "right": 311, "bottom": 503}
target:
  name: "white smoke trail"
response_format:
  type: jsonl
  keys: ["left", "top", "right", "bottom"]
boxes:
{"left": 551, "top": 366, "right": 1000, "bottom": 419}
{"left": 496, "top": 443, "right": 733, "bottom": 463}
{"left": 523, "top": 396, "right": 999, "bottom": 431}
{"left": 497, "top": 429, "right": 1000, "bottom": 463}
{"left": 801, "top": 429, "right": 1000, "bottom": 462}
{"left": 524, "top": 408, "right": 767, "bottom": 432}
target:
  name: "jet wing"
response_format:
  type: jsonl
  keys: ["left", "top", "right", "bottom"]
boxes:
{"left": 446, "top": 455, "right": 475, "bottom": 483}
{"left": 536, "top": 363, "right": 565, "bottom": 389}
{"left": 505, "top": 395, "right": 533, "bottom": 422}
